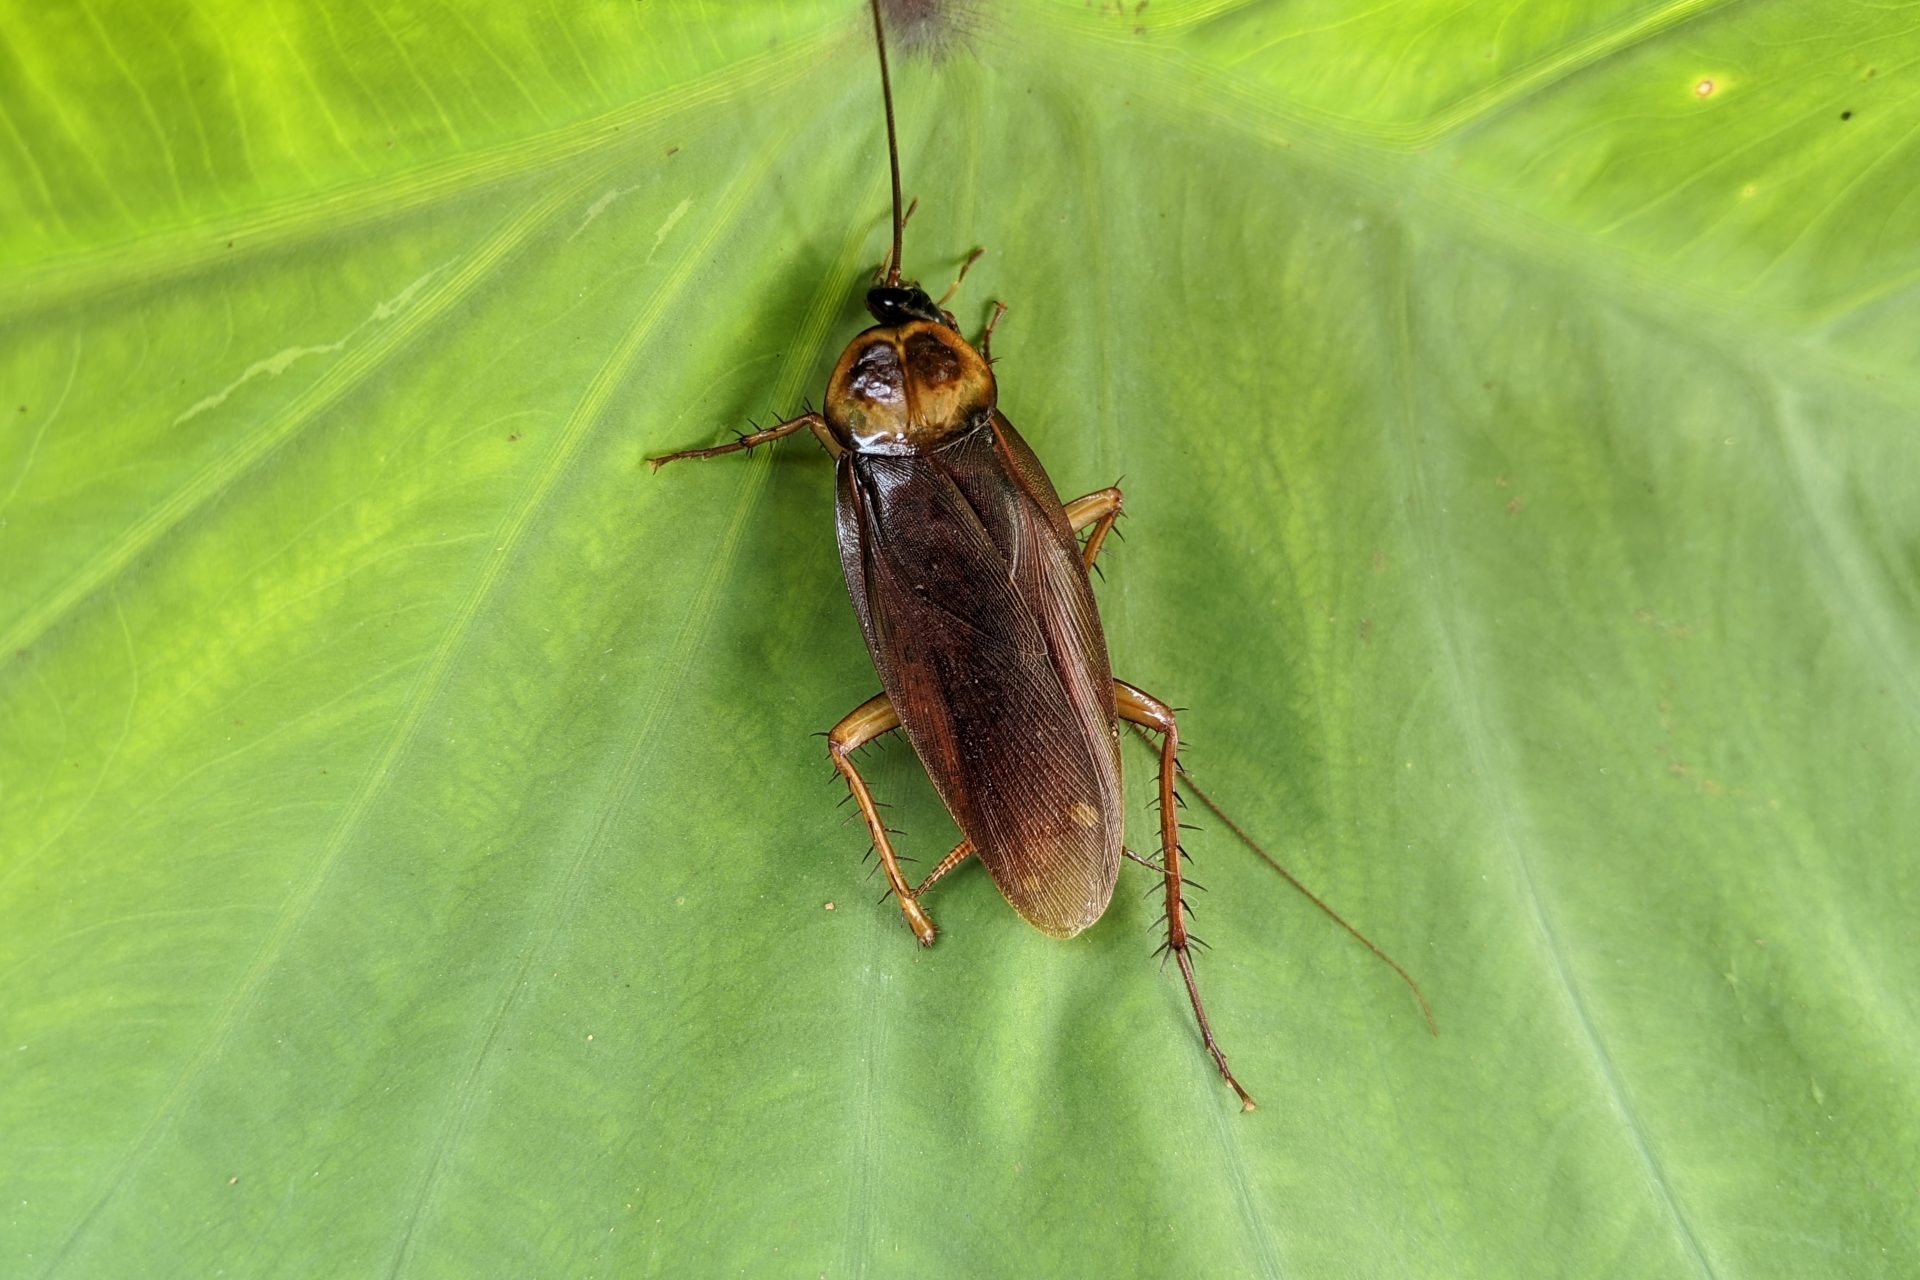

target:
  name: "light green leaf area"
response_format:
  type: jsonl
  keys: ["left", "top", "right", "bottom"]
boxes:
{"left": 3, "top": 1, "right": 1915, "bottom": 1275}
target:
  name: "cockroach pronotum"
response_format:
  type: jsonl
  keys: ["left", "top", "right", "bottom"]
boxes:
{"left": 650, "top": 0, "right": 1431, "bottom": 1110}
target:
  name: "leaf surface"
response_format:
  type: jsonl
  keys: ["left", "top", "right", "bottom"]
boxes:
{"left": 3, "top": 1, "right": 1916, "bottom": 1275}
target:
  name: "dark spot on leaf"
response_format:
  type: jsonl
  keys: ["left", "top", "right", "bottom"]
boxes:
{"left": 1841, "top": 110, "right": 1853, "bottom": 121}
{"left": 875, "top": 0, "right": 981, "bottom": 59}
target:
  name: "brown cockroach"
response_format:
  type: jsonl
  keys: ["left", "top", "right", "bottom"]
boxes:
{"left": 651, "top": 0, "right": 1429, "bottom": 1110}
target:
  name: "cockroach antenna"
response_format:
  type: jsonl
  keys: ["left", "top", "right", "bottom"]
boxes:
{"left": 869, "top": 0, "right": 906, "bottom": 287}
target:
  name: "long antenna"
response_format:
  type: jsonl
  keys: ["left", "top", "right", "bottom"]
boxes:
{"left": 1129, "top": 726, "right": 1439, "bottom": 1035}
{"left": 1176, "top": 753, "right": 1438, "bottom": 1036}
{"left": 869, "top": 0, "right": 905, "bottom": 286}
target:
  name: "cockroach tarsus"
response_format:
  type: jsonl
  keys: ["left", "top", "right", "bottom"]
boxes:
{"left": 649, "top": 0, "right": 1432, "bottom": 1111}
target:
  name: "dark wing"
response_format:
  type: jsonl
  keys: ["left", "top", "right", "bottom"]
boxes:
{"left": 836, "top": 415, "right": 1122, "bottom": 938}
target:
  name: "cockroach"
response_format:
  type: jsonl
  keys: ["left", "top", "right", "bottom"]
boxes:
{"left": 651, "top": 0, "right": 1430, "bottom": 1109}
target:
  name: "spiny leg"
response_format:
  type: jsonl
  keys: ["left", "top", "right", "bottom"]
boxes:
{"left": 1116, "top": 679, "right": 1256, "bottom": 1111}
{"left": 913, "top": 838, "right": 975, "bottom": 897}
{"left": 648, "top": 412, "right": 837, "bottom": 471}
{"left": 827, "top": 692, "right": 937, "bottom": 946}
{"left": 1063, "top": 487, "right": 1124, "bottom": 570}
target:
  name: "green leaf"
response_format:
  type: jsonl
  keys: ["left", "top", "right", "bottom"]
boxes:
{"left": 4, "top": 1, "right": 1916, "bottom": 1274}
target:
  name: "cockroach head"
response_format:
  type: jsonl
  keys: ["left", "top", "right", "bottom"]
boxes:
{"left": 866, "top": 284, "right": 946, "bottom": 327}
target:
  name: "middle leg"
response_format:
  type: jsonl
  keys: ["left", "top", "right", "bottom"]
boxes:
{"left": 1064, "top": 487, "right": 1124, "bottom": 570}
{"left": 914, "top": 839, "right": 975, "bottom": 897}
{"left": 827, "top": 692, "right": 937, "bottom": 946}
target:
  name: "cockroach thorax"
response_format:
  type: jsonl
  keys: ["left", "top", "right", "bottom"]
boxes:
{"left": 824, "top": 318, "right": 995, "bottom": 455}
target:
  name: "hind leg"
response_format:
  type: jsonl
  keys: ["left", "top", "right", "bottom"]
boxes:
{"left": 1115, "top": 679, "right": 1256, "bottom": 1111}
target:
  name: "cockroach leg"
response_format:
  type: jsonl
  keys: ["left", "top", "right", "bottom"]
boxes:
{"left": 913, "top": 838, "right": 975, "bottom": 896}
{"left": 1062, "top": 487, "right": 1124, "bottom": 570}
{"left": 937, "top": 248, "right": 987, "bottom": 306}
{"left": 827, "top": 692, "right": 938, "bottom": 946}
{"left": 1115, "top": 679, "right": 1256, "bottom": 1112}
{"left": 647, "top": 412, "right": 838, "bottom": 471}
{"left": 978, "top": 300, "right": 1009, "bottom": 364}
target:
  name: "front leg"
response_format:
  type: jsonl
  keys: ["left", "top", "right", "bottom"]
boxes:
{"left": 978, "top": 300, "right": 1008, "bottom": 364}
{"left": 1115, "top": 679, "right": 1256, "bottom": 1112}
